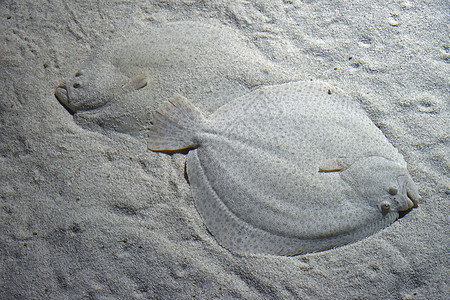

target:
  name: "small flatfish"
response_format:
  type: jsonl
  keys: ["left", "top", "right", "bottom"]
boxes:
{"left": 55, "top": 21, "right": 295, "bottom": 136}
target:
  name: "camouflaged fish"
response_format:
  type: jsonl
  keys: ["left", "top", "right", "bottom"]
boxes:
{"left": 148, "top": 81, "right": 420, "bottom": 256}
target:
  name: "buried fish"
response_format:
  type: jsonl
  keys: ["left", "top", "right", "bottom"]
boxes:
{"left": 55, "top": 21, "right": 295, "bottom": 135}
{"left": 148, "top": 81, "right": 420, "bottom": 256}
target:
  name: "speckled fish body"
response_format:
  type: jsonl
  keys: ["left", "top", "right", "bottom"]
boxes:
{"left": 148, "top": 81, "right": 420, "bottom": 256}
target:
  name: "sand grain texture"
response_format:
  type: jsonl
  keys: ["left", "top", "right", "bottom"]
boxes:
{"left": 1, "top": 1, "right": 448, "bottom": 299}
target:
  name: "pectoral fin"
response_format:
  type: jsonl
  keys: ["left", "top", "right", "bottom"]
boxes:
{"left": 130, "top": 73, "right": 148, "bottom": 89}
{"left": 122, "top": 73, "right": 148, "bottom": 91}
{"left": 318, "top": 158, "right": 345, "bottom": 172}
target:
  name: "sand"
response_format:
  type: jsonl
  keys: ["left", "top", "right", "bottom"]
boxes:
{"left": 1, "top": 1, "right": 448, "bottom": 299}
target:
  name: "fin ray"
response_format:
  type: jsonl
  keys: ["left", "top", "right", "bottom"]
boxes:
{"left": 147, "top": 95, "right": 205, "bottom": 151}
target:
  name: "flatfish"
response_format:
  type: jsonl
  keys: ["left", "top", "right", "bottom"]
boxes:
{"left": 55, "top": 21, "right": 295, "bottom": 135}
{"left": 147, "top": 81, "right": 420, "bottom": 256}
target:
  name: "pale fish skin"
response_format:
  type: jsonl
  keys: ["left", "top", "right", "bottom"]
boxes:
{"left": 147, "top": 81, "right": 420, "bottom": 256}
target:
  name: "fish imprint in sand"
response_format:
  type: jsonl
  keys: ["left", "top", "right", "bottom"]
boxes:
{"left": 148, "top": 81, "right": 420, "bottom": 256}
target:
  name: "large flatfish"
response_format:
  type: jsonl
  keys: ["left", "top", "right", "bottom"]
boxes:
{"left": 147, "top": 81, "right": 420, "bottom": 256}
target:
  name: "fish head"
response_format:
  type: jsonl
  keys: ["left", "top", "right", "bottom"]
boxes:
{"left": 378, "top": 173, "right": 419, "bottom": 213}
{"left": 341, "top": 156, "right": 420, "bottom": 214}
{"left": 55, "top": 59, "right": 129, "bottom": 113}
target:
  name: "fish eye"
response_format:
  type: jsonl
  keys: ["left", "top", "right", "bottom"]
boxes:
{"left": 75, "top": 71, "right": 82, "bottom": 77}
{"left": 388, "top": 187, "right": 398, "bottom": 195}
{"left": 73, "top": 82, "right": 81, "bottom": 88}
{"left": 380, "top": 201, "right": 391, "bottom": 213}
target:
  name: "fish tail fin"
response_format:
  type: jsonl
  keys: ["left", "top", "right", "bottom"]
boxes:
{"left": 147, "top": 94, "right": 205, "bottom": 152}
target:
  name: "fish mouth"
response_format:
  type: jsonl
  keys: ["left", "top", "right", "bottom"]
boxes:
{"left": 397, "top": 175, "right": 418, "bottom": 211}
{"left": 408, "top": 192, "right": 419, "bottom": 208}
{"left": 403, "top": 195, "right": 415, "bottom": 211}
{"left": 55, "top": 83, "right": 75, "bottom": 114}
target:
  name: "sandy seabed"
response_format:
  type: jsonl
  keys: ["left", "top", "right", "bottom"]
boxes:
{"left": 1, "top": 1, "right": 448, "bottom": 299}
